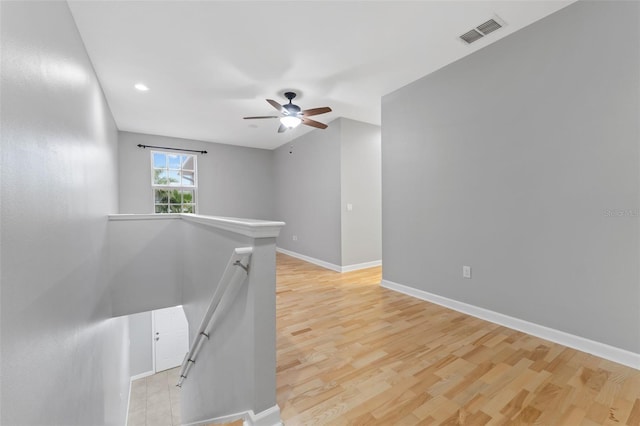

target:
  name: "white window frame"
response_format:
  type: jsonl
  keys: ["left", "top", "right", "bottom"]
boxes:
{"left": 150, "top": 150, "right": 198, "bottom": 214}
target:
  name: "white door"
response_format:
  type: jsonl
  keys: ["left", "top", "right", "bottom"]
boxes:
{"left": 153, "top": 305, "right": 189, "bottom": 373}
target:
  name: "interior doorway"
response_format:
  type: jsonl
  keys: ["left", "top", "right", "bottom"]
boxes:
{"left": 152, "top": 305, "right": 189, "bottom": 373}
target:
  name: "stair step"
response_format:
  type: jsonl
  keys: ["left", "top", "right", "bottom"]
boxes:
{"left": 205, "top": 420, "right": 244, "bottom": 426}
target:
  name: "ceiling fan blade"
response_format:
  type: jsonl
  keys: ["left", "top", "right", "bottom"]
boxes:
{"left": 243, "top": 116, "right": 279, "bottom": 120}
{"left": 301, "top": 107, "right": 332, "bottom": 117}
{"left": 277, "top": 123, "right": 288, "bottom": 133}
{"left": 266, "top": 99, "right": 284, "bottom": 113}
{"left": 302, "top": 117, "right": 328, "bottom": 130}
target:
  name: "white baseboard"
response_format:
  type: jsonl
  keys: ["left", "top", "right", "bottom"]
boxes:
{"left": 182, "top": 410, "right": 245, "bottom": 426}
{"left": 183, "top": 405, "right": 282, "bottom": 426}
{"left": 125, "top": 379, "right": 131, "bottom": 426}
{"left": 276, "top": 247, "right": 342, "bottom": 272}
{"left": 276, "top": 247, "right": 381, "bottom": 273}
{"left": 247, "top": 405, "right": 283, "bottom": 426}
{"left": 341, "top": 259, "right": 382, "bottom": 272}
{"left": 381, "top": 279, "right": 640, "bottom": 370}
{"left": 130, "top": 370, "right": 154, "bottom": 381}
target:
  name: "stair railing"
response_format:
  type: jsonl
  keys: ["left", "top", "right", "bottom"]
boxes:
{"left": 176, "top": 246, "right": 253, "bottom": 388}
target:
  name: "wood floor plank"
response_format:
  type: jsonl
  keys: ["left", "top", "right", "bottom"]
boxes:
{"left": 275, "top": 253, "right": 640, "bottom": 425}
{"left": 627, "top": 398, "right": 640, "bottom": 425}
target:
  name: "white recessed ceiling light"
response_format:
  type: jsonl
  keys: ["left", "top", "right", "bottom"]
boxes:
{"left": 134, "top": 83, "right": 149, "bottom": 91}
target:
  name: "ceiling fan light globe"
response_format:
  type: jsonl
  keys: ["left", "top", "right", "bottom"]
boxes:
{"left": 280, "top": 116, "right": 302, "bottom": 129}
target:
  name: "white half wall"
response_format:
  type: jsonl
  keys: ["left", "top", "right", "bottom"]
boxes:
{"left": 107, "top": 214, "right": 284, "bottom": 424}
{"left": 178, "top": 215, "right": 283, "bottom": 423}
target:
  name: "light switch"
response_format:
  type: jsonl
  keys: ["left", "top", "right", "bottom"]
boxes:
{"left": 347, "top": 203, "right": 353, "bottom": 211}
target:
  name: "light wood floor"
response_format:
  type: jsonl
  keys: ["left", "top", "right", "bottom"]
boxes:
{"left": 275, "top": 253, "right": 640, "bottom": 425}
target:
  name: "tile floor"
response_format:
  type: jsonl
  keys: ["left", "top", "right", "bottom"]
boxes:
{"left": 127, "top": 367, "right": 181, "bottom": 426}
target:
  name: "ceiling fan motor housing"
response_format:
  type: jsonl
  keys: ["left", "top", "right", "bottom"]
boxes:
{"left": 283, "top": 92, "right": 301, "bottom": 115}
{"left": 283, "top": 104, "right": 301, "bottom": 115}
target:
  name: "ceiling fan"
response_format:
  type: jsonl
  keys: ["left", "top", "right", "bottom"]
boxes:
{"left": 244, "top": 92, "right": 332, "bottom": 133}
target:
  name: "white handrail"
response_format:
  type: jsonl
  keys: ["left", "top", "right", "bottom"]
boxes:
{"left": 176, "top": 246, "right": 253, "bottom": 388}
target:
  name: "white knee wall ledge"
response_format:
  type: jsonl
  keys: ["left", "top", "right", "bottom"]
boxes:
{"left": 381, "top": 279, "right": 640, "bottom": 370}
{"left": 108, "top": 213, "right": 285, "bottom": 238}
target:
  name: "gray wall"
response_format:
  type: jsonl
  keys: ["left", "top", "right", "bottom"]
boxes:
{"left": 129, "top": 312, "right": 153, "bottom": 376}
{"left": 382, "top": 0, "right": 640, "bottom": 353}
{"left": 274, "top": 118, "right": 382, "bottom": 268}
{"left": 118, "top": 131, "right": 275, "bottom": 220}
{"left": 109, "top": 218, "right": 182, "bottom": 316}
{"left": 1, "top": 1, "right": 130, "bottom": 424}
{"left": 340, "top": 119, "right": 382, "bottom": 266}
{"left": 274, "top": 121, "right": 343, "bottom": 265}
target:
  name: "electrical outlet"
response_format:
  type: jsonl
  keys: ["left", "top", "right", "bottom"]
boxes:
{"left": 292, "top": 235, "right": 298, "bottom": 241}
{"left": 463, "top": 265, "right": 471, "bottom": 279}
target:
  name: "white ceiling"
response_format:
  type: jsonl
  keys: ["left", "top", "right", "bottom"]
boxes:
{"left": 68, "top": 0, "right": 575, "bottom": 150}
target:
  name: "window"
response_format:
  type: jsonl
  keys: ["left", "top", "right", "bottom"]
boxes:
{"left": 151, "top": 151, "right": 197, "bottom": 213}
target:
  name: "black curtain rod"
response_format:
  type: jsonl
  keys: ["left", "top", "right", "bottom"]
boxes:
{"left": 137, "top": 144, "right": 207, "bottom": 154}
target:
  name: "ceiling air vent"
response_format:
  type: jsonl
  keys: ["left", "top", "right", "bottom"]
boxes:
{"left": 477, "top": 19, "right": 502, "bottom": 35}
{"left": 459, "top": 16, "right": 505, "bottom": 44}
{"left": 460, "top": 29, "right": 484, "bottom": 44}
